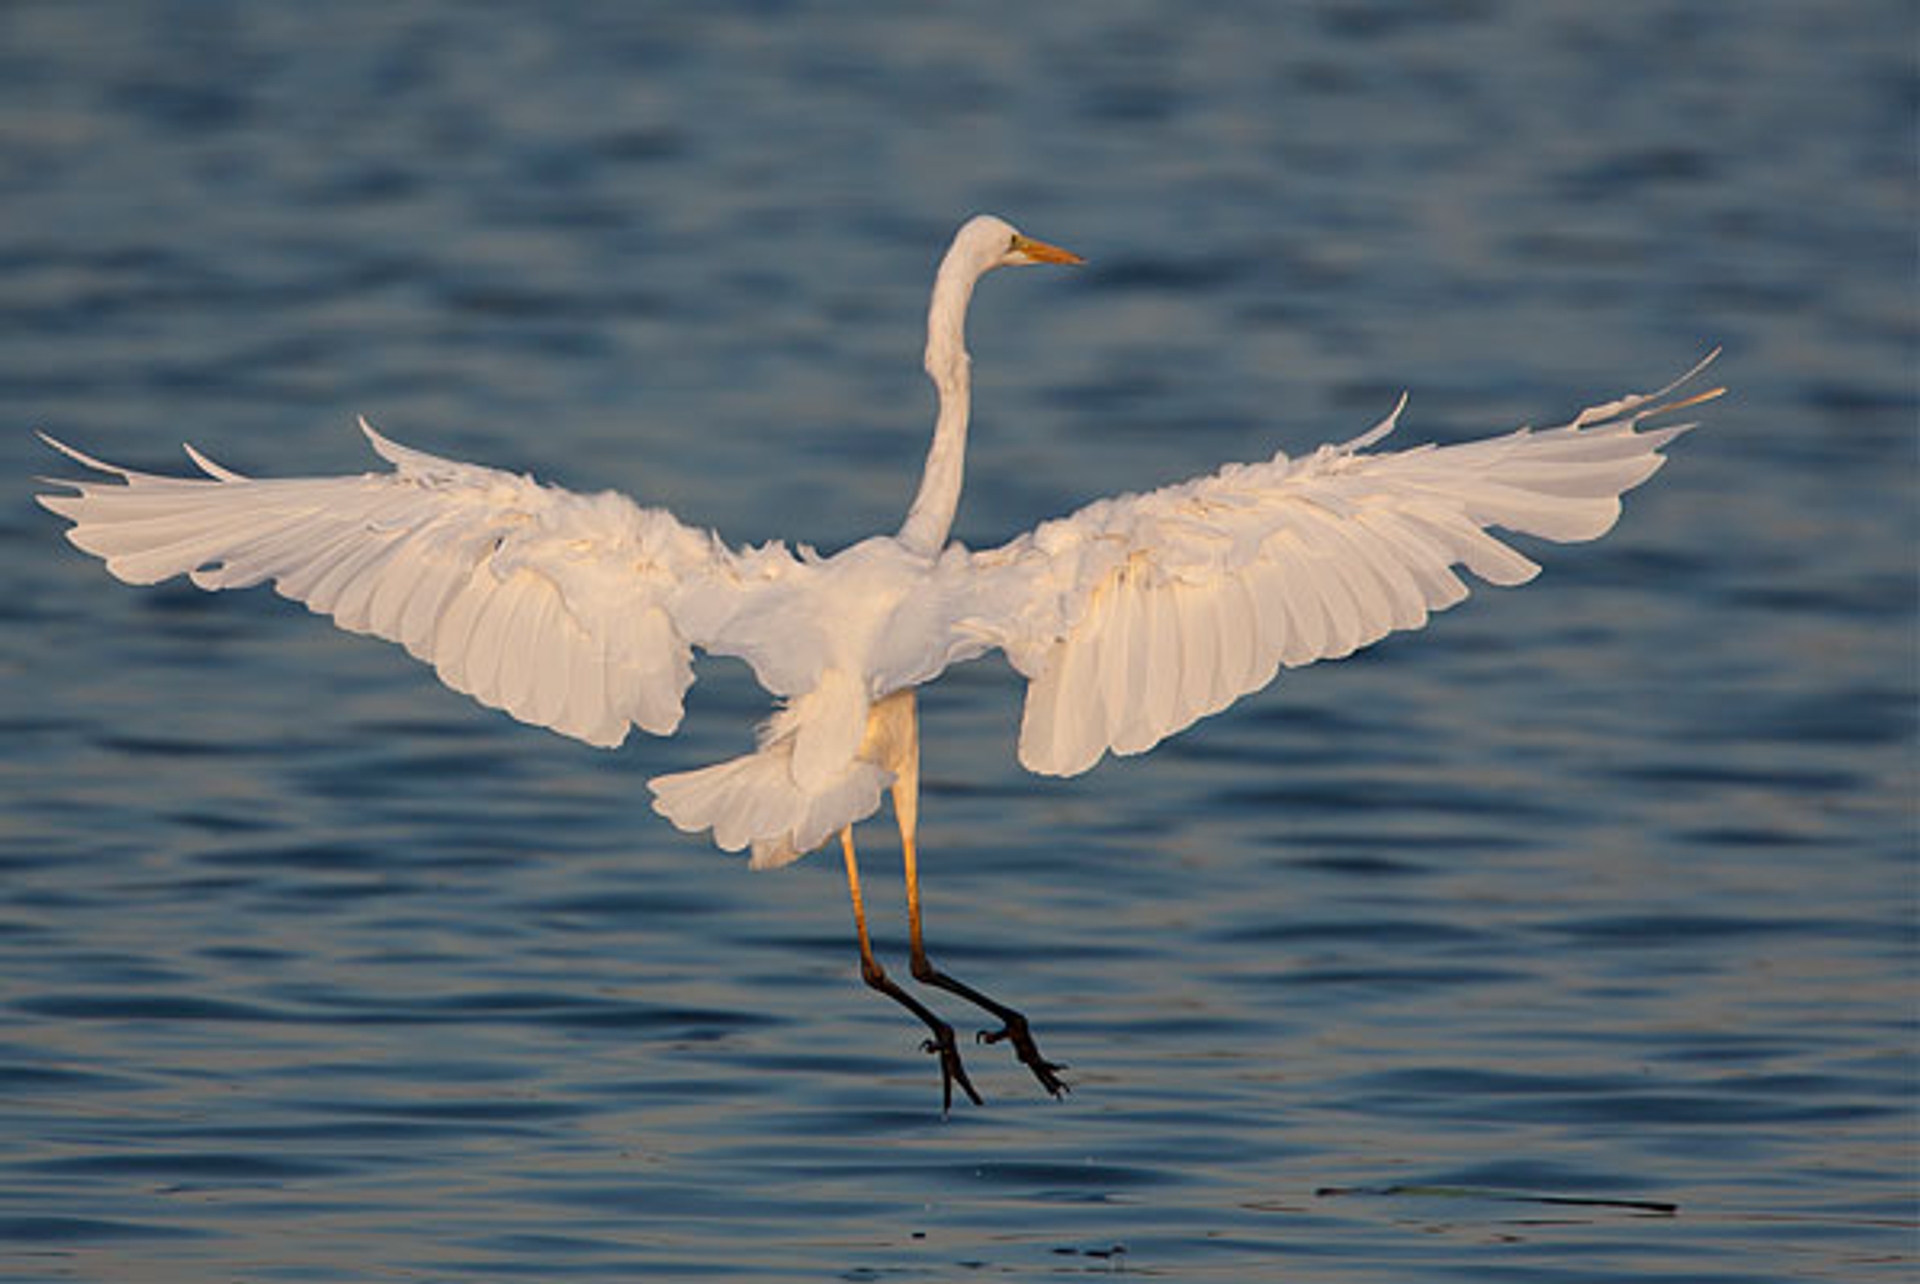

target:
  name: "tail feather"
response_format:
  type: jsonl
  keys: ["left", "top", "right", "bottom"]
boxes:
{"left": 649, "top": 744, "right": 890, "bottom": 870}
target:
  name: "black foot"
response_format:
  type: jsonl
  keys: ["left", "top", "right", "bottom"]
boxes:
{"left": 914, "top": 960, "right": 1070, "bottom": 1098}
{"left": 861, "top": 963, "right": 983, "bottom": 1113}
{"left": 921, "top": 1024, "right": 984, "bottom": 1112}
{"left": 978, "top": 1011, "right": 1069, "bottom": 1098}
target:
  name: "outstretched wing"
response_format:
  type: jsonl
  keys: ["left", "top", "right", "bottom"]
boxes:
{"left": 37, "top": 423, "right": 802, "bottom": 748}
{"left": 957, "top": 355, "right": 1722, "bottom": 777}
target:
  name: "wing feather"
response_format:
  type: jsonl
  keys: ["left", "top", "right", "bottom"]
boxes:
{"left": 464, "top": 569, "right": 534, "bottom": 715}
{"left": 964, "top": 359, "right": 1719, "bottom": 777}
{"left": 432, "top": 566, "right": 494, "bottom": 696}
{"left": 1140, "top": 575, "right": 1185, "bottom": 745}
{"left": 37, "top": 426, "right": 800, "bottom": 749}
{"left": 1095, "top": 574, "right": 1137, "bottom": 752}
{"left": 1269, "top": 539, "right": 1327, "bottom": 666}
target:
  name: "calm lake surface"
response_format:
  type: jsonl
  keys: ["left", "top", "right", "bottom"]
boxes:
{"left": 2, "top": 1, "right": 1913, "bottom": 1280}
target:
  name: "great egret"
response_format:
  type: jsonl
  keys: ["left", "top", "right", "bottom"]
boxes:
{"left": 38, "top": 214, "right": 1720, "bottom": 1109}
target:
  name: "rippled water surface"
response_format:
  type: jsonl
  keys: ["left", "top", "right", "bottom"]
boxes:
{"left": 2, "top": 2, "right": 1914, "bottom": 1280}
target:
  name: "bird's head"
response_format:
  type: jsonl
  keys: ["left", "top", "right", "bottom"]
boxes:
{"left": 923, "top": 214, "right": 1083, "bottom": 390}
{"left": 956, "top": 214, "right": 1083, "bottom": 275}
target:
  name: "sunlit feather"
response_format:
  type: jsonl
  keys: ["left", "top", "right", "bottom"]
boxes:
{"left": 37, "top": 214, "right": 1717, "bottom": 1106}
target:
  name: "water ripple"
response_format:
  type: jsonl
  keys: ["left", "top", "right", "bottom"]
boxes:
{"left": 3, "top": 2, "right": 1911, "bottom": 1281}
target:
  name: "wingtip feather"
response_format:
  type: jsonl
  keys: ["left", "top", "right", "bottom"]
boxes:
{"left": 182, "top": 442, "right": 247, "bottom": 481}
{"left": 358, "top": 415, "right": 403, "bottom": 465}
{"left": 36, "top": 431, "right": 127, "bottom": 478}
{"left": 1341, "top": 392, "right": 1409, "bottom": 454}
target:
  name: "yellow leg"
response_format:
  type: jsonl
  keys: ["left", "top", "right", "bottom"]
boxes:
{"left": 902, "top": 826, "right": 928, "bottom": 972}
{"left": 841, "top": 828, "right": 884, "bottom": 985}
{"left": 886, "top": 711, "right": 1069, "bottom": 1099}
{"left": 887, "top": 716, "right": 931, "bottom": 971}
{"left": 840, "top": 825, "right": 979, "bottom": 1111}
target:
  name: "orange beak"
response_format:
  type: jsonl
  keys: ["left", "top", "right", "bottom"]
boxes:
{"left": 1010, "top": 233, "right": 1084, "bottom": 266}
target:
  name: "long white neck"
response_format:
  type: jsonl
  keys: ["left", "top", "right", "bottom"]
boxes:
{"left": 896, "top": 249, "right": 982, "bottom": 556}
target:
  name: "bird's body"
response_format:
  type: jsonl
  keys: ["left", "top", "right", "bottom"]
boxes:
{"left": 38, "top": 214, "right": 1720, "bottom": 1107}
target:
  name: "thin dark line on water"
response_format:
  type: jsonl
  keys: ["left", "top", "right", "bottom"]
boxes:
{"left": 1315, "top": 1185, "right": 1680, "bottom": 1216}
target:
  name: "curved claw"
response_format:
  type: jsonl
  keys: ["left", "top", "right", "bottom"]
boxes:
{"left": 922, "top": 1025, "right": 983, "bottom": 1112}
{"left": 978, "top": 1016, "right": 1070, "bottom": 1098}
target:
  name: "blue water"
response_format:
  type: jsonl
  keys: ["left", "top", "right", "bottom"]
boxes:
{"left": 2, "top": 1, "right": 1913, "bottom": 1279}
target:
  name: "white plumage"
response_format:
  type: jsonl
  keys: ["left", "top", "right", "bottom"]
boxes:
{"left": 38, "top": 368, "right": 1705, "bottom": 850}
{"left": 969, "top": 384, "right": 1701, "bottom": 776}
{"left": 38, "top": 213, "right": 1718, "bottom": 1105}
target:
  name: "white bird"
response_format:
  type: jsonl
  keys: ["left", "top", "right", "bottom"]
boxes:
{"left": 38, "top": 214, "right": 1720, "bottom": 1109}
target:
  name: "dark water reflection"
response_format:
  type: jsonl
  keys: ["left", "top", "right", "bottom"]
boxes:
{"left": 3, "top": 0, "right": 1915, "bottom": 1280}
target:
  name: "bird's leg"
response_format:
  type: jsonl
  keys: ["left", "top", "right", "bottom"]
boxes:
{"left": 900, "top": 824, "right": 1069, "bottom": 1098}
{"left": 889, "top": 750, "right": 1069, "bottom": 1099}
{"left": 840, "top": 827, "right": 980, "bottom": 1111}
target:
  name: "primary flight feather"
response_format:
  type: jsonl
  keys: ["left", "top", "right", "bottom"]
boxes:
{"left": 38, "top": 214, "right": 1719, "bottom": 1108}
